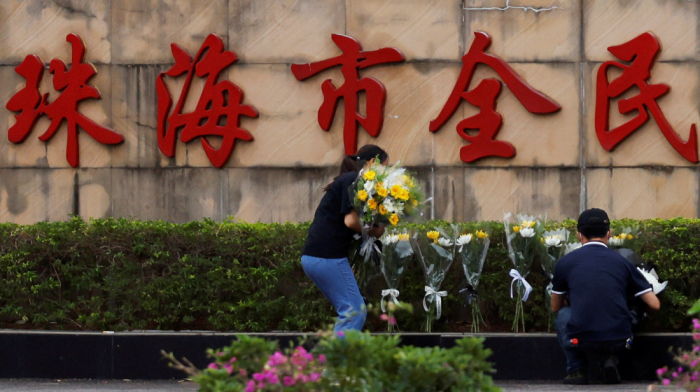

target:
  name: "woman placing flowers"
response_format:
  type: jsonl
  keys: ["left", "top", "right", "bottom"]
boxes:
{"left": 301, "top": 145, "right": 388, "bottom": 332}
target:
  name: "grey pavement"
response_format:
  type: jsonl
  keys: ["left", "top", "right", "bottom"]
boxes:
{"left": 0, "top": 380, "right": 683, "bottom": 391}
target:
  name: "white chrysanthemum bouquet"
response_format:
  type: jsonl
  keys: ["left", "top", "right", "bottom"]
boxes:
{"left": 504, "top": 213, "right": 545, "bottom": 332}
{"left": 453, "top": 223, "right": 491, "bottom": 333}
{"left": 410, "top": 226, "right": 456, "bottom": 332}
{"left": 378, "top": 230, "right": 413, "bottom": 332}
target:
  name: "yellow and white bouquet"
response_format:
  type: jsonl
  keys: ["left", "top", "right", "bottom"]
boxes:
{"left": 504, "top": 212, "right": 545, "bottom": 332}
{"left": 350, "top": 159, "right": 424, "bottom": 269}
{"left": 608, "top": 228, "right": 636, "bottom": 249}
{"left": 378, "top": 230, "right": 413, "bottom": 332}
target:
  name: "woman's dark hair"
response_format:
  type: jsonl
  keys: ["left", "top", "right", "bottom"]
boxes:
{"left": 323, "top": 145, "right": 388, "bottom": 191}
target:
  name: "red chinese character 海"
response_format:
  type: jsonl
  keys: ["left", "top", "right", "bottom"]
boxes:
{"left": 156, "top": 34, "right": 258, "bottom": 168}
{"left": 430, "top": 31, "right": 561, "bottom": 163}
{"left": 595, "top": 32, "right": 698, "bottom": 163}
{"left": 291, "top": 34, "right": 405, "bottom": 155}
{"left": 6, "top": 34, "right": 124, "bottom": 167}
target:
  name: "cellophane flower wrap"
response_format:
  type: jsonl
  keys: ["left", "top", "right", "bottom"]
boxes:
{"left": 410, "top": 226, "right": 456, "bottom": 332}
{"left": 379, "top": 230, "right": 413, "bottom": 332}
{"left": 608, "top": 226, "right": 639, "bottom": 250}
{"left": 541, "top": 228, "right": 570, "bottom": 331}
{"left": 452, "top": 223, "right": 490, "bottom": 333}
{"left": 503, "top": 212, "right": 545, "bottom": 332}
{"left": 350, "top": 159, "right": 424, "bottom": 288}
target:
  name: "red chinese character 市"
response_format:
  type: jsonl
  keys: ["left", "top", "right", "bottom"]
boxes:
{"left": 156, "top": 33, "right": 258, "bottom": 168}
{"left": 430, "top": 31, "right": 561, "bottom": 163}
{"left": 595, "top": 32, "right": 698, "bottom": 163}
{"left": 291, "top": 34, "right": 405, "bottom": 155}
{"left": 6, "top": 34, "right": 124, "bottom": 167}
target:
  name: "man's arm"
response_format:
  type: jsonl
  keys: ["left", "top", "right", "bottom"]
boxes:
{"left": 551, "top": 293, "right": 566, "bottom": 312}
{"left": 638, "top": 291, "right": 660, "bottom": 312}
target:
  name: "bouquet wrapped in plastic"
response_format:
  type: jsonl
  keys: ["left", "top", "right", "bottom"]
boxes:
{"left": 608, "top": 226, "right": 638, "bottom": 249}
{"left": 504, "top": 213, "right": 544, "bottom": 332}
{"left": 453, "top": 224, "right": 490, "bottom": 333}
{"left": 410, "top": 226, "right": 456, "bottom": 332}
{"left": 378, "top": 230, "right": 413, "bottom": 332}
{"left": 349, "top": 160, "right": 424, "bottom": 288}
{"left": 541, "top": 228, "right": 570, "bottom": 330}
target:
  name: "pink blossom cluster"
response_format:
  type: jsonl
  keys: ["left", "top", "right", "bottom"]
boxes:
{"left": 380, "top": 314, "right": 397, "bottom": 325}
{"left": 241, "top": 347, "right": 325, "bottom": 392}
{"left": 657, "top": 318, "right": 700, "bottom": 391}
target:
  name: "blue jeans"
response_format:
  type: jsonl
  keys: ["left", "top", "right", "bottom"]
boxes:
{"left": 555, "top": 307, "right": 585, "bottom": 374}
{"left": 301, "top": 255, "right": 367, "bottom": 332}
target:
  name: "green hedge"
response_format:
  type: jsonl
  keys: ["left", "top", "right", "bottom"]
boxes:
{"left": 0, "top": 217, "right": 697, "bottom": 332}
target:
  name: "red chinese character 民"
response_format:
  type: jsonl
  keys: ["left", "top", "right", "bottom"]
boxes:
{"left": 595, "top": 32, "right": 698, "bottom": 163}
{"left": 291, "top": 34, "right": 405, "bottom": 155}
{"left": 6, "top": 34, "right": 124, "bottom": 167}
{"left": 430, "top": 31, "right": 561, "bottom": 163}
{"left": 156, "top": 34, "right": 258, "bottom": 168}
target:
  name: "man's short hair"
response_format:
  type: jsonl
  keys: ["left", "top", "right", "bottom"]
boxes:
{"left": 577, "top": 208, "right": 610, "bottom": 239}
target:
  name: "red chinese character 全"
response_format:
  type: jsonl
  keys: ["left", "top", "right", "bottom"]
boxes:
{"left": 595, "top": 32, "right": 698, "bottom": 163}
{"left": 430, "top": 31, "right": 561, "bottom": 163}
{"left": 6, "top": 34, "right": 124, "bottom": 167}
{"left": 291, "top": 34, "right": 405, "bottom": 155}
{"left": 156, "top": 34, "right": 258, "bottom": 168}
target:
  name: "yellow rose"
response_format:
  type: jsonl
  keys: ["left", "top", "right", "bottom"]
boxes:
{"left": 357, "top": 190, "right": 368, "bottom": 201}
{"left": 627, "top": 234, "right": 633, "bottom": 239}
{"left": 398, "top": 233, "right": 410, "bottom": 241}
{"left": 363, "top": 170, "right": 376, "bottom": 181}
{"left": 389, "top": 214, "right": 399, "bottom": 226}
{"left": 399, "top": 189, "right": 410, "bottom": 201}
{"left": 379, "top": 204, "right": 388, "bottom": 215}
{"left": 476, "top": 230, "right": 488, "bottom": 239}
{"left": 427, "top": 230, "right": 440, "bottom": 243}
{"left": 377, "top": 185, "right": 388, "bottom": 198}
{"left": 367, "top": 199, "right": 378, "bottom": 210}
{"left": 513, "top": 226, "right": 521, "bottom": 233}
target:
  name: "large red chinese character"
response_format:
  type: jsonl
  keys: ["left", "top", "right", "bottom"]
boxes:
{"left": 595, "top": 32, "right": 698, "bottom": 163}
{"left": 291, "top": 34, "right": 405, "bottom": 155}
{"left": 156, "top": 34, "right": 258, "bottom": 168}
{"left": 6, "top": 34, "right": 124, "bottom": 167}
{"left": 430, "top": 31, "right": 561, "bottom": 163}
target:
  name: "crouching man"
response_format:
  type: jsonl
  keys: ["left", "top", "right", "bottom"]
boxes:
{"left": 551, "top": 208, "right": 660, "bottom": 385}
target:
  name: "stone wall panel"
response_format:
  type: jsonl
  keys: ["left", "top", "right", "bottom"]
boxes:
{"left": 583, "top": 62, "right": 700, "bottom": 167}
{"left": 229, "top": 0, "right": 345, "bottom": 64}
{"left": 586, "top": 168, "right": 698, "bottom": 219}
{"left": 464, "top": 0, "right": 581, "bottom": 62}
{"left": 0, "top": 0, "right": 111, "bottom": 64}
{"left": 112, "top": 0, "right": 228, "bottom": 64}
{"left": 346, "top": 0, "right": 462, "bottom": 62}
{"left": 584, "top": 0, "right": 699, "bottom": 62}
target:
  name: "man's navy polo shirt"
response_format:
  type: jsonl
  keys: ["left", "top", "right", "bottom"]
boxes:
{"left": 552, "top": 242, "right": 652, "bottom": 342}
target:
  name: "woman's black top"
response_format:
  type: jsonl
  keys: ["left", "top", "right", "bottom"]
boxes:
{"left": 302, "top": 172, "right": 358, "bottom": 259}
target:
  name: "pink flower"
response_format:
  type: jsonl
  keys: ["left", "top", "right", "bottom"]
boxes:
{"left": 253, "top": 373, "right": 266, "bottom": 382}
{"left": 229, "top": 357, "right": 237, "bottom": 363}
{"left": 310, "top": 372, "right": 321, "bottom": 382}
{"left": 692, "top": 360, "right": 698, "bottom": 368}
{"left": 389, "top": 317, "right": 396, "bottom": 325}
{"left": 240, "top": 369, "right": 247, "bottom": 376}
{"left": 679, "top": 367, "right": 684, "bottom": 373}
{"left": 267, "top": 351, "right": 287, "bottom": 367}
{"left": 268, "top": 374, "right": 279, "bottom": 384}
{"left": 695, "top": 346, "right": 700, "bottom": 352}
{"left": 319, "top": 354, "right": 326, "bottom": 363}
{"left": 657, "top": 368, "right": 666, "bottom": 376}
{"left": 672, "top": 372, "right": 678, "bottom": 378}
{"left": 245, "top": 380, "right": 256, "bottom": 392}
{"left": 663, "top": 379, "right": 671, "bottom": 386}
{"left": 283, "top": 376, "right": 296, "bottom": 387}
{"left": 297, "top": 373, "right": 310, "bottom": 383}
{"left": 207, "top": 363, "right": 219, "bottom": 370}
{"left": 337, "top": 331, "right": 345, "bottom": 338}
{"left": 380, "top": 314, "right": 389, "bottom": 321}
{"left": 224, "top": 364, "right": 233, "bottom": 374}
{"left": 218, "top": 352, "right": 225, "bottom": 357}
{"left": 693, "top": 333, "right": 700, "bottom": 341}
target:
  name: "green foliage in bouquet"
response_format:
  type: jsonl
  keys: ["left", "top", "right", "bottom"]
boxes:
{"left": 1, "top": 217, "right": 699, "bottom": 333}
{"left": 166, "top": 328, "right": 500, "bottom": 392}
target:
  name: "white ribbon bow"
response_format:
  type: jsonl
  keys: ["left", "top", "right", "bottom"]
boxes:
{"left": 423, "top": 286, "right": 448, "bottom": 320}
{"left": 381, "top": 289, "right": 400, "bottom": 313}
{"left": 509, "top": 269, "right": 533, "bottom": 302}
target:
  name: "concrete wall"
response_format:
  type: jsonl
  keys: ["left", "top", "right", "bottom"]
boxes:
{"left": 0, "top": 0, "right": 699, "bottom": 224}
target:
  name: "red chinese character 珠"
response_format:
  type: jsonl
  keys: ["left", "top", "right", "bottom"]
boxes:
{"left": 595, "top": 32, "right": 698, "bottom": 163}
{"left": 291, "top": 34, "right": 405, "bottom": 155}
{"left": 156, "top": 33, "right": 258, "bottom": 168}
{"left": 430, "top": 31, "right": 561, "bottom": 163}
{"left": 6, "top": 34, "right": 124, "bottom": 167}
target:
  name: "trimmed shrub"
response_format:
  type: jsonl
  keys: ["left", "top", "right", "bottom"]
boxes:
{"left": 0, "top": 216, "right": 697, "bottom": 332}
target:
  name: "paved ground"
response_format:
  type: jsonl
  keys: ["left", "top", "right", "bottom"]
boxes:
{"left": 0, "top": 380, "right": 682, "bottom": 391}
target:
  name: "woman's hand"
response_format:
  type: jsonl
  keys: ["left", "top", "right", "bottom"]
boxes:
{"left": 368, "top": 225, "right": 385, "bottom": 238}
